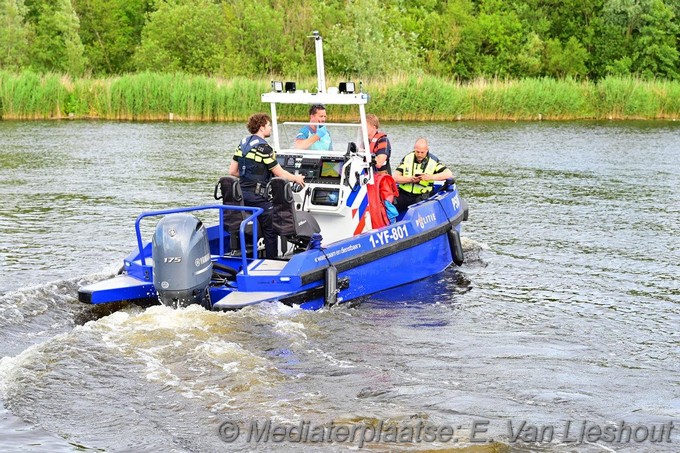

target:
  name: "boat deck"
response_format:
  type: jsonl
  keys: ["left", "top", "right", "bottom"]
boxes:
{"left": 212, "top": 290, "right": 291, "bottom": 309}
{"left": 246, "top": 259, "right": 288, "bottom": 276}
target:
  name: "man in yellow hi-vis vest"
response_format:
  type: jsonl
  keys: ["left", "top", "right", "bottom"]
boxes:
{"left": 392, "top": 138, "right": 454, "bottom": 213}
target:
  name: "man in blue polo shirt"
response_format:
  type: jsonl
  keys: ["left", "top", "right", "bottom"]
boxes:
{"left": 295, "top": 104, "right": 332, "bottom": 151}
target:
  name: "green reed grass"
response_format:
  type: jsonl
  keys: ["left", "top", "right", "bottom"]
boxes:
{"left": 0, "top": 71, "right": 69, "bottom": 119}
{"left": 594, "top": 76, "right": 679, "bottom": 119}
{"left": 1, "top": 71, "right": 679, "bottom": 121}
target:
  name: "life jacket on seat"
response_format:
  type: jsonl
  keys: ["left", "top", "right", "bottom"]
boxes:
{"left": 269, "top": 178, "right": 321, "bottom": 251}
{"left": 367, "top": 172, "right": 399, "bottom": 229}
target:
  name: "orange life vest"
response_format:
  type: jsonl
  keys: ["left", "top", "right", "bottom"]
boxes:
{"left": 370, "top": 132, "right": 391, "bottom": 173}
{"left": 370, "top": 132, "right": 388, "bottom": 154}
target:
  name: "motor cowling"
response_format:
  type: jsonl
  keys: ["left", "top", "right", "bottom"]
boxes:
{"left": 152, "top": 213, "right": 212, "bottom": 308}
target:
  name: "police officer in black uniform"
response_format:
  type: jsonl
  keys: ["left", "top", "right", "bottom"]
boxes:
{"left": 229, "top": 113, "right": 305, "bottom": 259}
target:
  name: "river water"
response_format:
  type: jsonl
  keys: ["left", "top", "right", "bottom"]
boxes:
{"left": 0, "top": 120, "right": 678, "bottom": 452}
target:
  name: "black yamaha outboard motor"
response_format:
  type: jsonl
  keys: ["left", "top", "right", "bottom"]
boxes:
{"left": 152, "top": 213, "right": 212, "bottom": 309}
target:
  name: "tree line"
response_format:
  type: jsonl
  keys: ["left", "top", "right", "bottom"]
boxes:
{"left": 1, "top": 0, "right": 678, "bottom": 81}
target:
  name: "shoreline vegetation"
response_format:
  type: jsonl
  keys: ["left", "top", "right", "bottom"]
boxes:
{"left": 1, "top": 71, "right": 679, "bottom": 122}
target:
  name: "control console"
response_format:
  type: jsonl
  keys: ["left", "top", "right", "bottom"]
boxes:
{"left": 276, "top": 152, "right": 346, "bottom": 209}
{"left": 276, "top": 154, "right": 345, "bottom": 185}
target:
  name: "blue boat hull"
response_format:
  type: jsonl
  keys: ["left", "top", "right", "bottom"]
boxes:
{"left": 293, "top": 231, "right": 455, "bottom": 310}
{"left": 78, "top": 186, "right": 467, "bottom": 310}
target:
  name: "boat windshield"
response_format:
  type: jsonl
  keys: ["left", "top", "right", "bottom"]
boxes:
{"left": 277, "top": 121, "right": 365, "bottom": 153}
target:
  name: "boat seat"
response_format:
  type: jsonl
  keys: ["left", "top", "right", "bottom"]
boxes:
{"left": 214, "top": 176, "right": 252, "bottom": 255}
{"left": 269, "top": 177, "right": 321, "bottom": 250}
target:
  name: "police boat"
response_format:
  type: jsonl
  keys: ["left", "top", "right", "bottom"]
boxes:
{"left": 77, "top": 32, "right": 469, "bottom": 311}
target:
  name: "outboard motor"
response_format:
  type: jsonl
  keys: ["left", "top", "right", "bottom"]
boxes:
{"left": 152, "top": 213, "right": 212, "bottom": 309}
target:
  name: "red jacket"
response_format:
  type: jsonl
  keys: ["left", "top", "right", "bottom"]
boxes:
{"left": 367, "top": 172, "right": 399, "bottom": 229}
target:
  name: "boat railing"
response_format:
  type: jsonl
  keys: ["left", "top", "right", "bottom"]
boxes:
{"left": 133, "top": 205, "right": 263, "bottom": 275}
